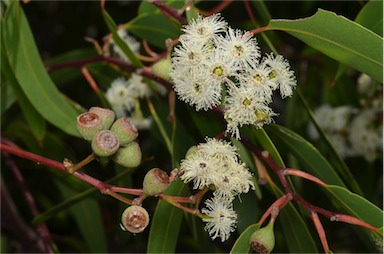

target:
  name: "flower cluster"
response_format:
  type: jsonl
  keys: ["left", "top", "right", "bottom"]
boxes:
{"left": 105, "top": 74, "right": 166, "bottom": 129}
{"left": 179, "top": 138, "right": 254, "bottom": 241}
{"left": 170, "top": 14, "right": 297, "bottom": 139}
{"left": 110, "top": 29, "right": 141, "bottom": 62}
{"left": 308, "top": 75, "right": 382, "bottom": 162}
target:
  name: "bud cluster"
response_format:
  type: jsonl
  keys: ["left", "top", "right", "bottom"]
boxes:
{"left": 76, "top": 107, "right": 142, "bottom": 167}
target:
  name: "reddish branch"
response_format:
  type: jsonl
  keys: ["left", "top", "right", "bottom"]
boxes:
{"left": 45, "top": 55, "right": 173, "bottom": 92}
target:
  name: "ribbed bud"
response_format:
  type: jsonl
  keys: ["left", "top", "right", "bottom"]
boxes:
{"left": 89, "top": 107, "right": 115, "bottom": 130}
{"left": 151, "top": 56, "right": 172, "bottom": 81}
{"left": 121, "top": 205, "right": 150, "bottom": 234}
{"left": 110, "top": 118, "right": 138, "bottom": 145}
{"left": 142, "top": 168, "right": 170, "bottom": 196}
{"left": 91, "top": 130, "right": 120, "bottom": 157}
{"left": 76, "top": 112, "right": 104, "bottom": 141}
{"left": 112, "top": 142, "right": 142, "bottom": 168}
{"left": 249, "top": 222, "right": 275, "bottom": 254}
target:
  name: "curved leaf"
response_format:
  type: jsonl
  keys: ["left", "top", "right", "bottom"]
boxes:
{"left": 230, "top": 223, "right": 260, "bottom": 254}
{"left": 267, "top": 9, "right": 383, "bottom": 82}
{"left": 2, "top": 2, "right": 80, "bottom": 136}
{"left": 128, "top": 12, "right": 182, "bottom": 49}
{"left": 147, "top": 180, "right": 189, "bottom": 253}
{"left": 355, "top": 1, "right": 383, "bottom": 36}
{"left": 265, "top": 124, "right": 346, "bottom": 187}
{"left": 326, "top": 185, "right": 383, "bottom": 229}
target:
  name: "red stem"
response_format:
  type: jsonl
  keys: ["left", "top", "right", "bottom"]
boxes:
{"left": 311, "top": 211, "right": 329, "bottom": 254}
{"left": 46, "top": 55, "right": 173, "bottom": 92}
{"left": 148, "top": 0, "right": 186, "bottom": 25}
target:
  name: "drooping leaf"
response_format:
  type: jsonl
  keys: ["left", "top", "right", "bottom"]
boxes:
{"left": 2, "top": 2, "right": 80, "bottom": 136}
{"left": 267, "top": 9, "right": 383, "bottom": 82}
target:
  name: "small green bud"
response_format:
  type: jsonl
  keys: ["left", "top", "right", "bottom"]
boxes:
{"left": 76, "top": 112, "right": 103, "bottom": 141}
{"left": 185, "top": 145, "right": 198, "bottom": 158}
{"left": 89, "top": 107, "right": 115, "bottom": 130}
{"left": 142, "top": 168, "right": 170, "bottom": 196}
{"left": 249, "top": 222, "right": 275, "bottom": 254}
{"left": 91, "top": 130, "right": 120, "bottom": 157}
{"left": 110, "top": 118, "right": 138, "bottom": 145}
{"left": 151, "top": 56, "right": 172, "bottom": 81}
{"left": 112, "top": 142, "right": 142, "bottom": 168}
{"left": 121, "top": 205, "right": 149, "bottom": 234}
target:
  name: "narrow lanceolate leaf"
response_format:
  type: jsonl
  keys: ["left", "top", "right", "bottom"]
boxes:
{"left": 230, "top": 224, "right": 260, "bottom": 254}
{"left": 267, "top": 9, "right": 383, "bottom": 82}
{"left": 355, "top": 1, "right": 383, "bottom": 36}
{"left": 2, "top": 2, "right": 80, "bottom": 136}
{"left": 265, "top": 124, "right": 346, "bottom": 187}
{"left": 325, "top": 185, "right": 383, "bottom": 229}
{"left": 147, "top": 180, "right": 189, "bottom": 253}
{"left": 2, "top": 51, "right": 46, "bottom": 141}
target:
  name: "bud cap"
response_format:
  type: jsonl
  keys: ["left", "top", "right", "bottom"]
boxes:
{"left": 110, "top": 118, "right": 139, "bottom": 145}
{"left": 112, "top": 142, "right": 142, "bottom": 168}
{"left": 121, "top": 205, "right": 150, "bottom": 234}
{"left": 76, "top": 112, "right": 103, "bottom": 141}
{"left": 142, "top": 168, "right": 170, "bottom": 196}
{"left": 91, "top": 130, "right": 120, "bottom": 157}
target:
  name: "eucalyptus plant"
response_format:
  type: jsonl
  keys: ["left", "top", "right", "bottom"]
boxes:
{"left": 1, "top": 1, "right": 382, "bottom": 253}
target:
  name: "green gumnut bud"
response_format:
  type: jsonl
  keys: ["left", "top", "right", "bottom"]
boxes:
{"left": 249, "top": 222, "right": 275, "bottom": 254}
{"left": 89, "top": 106, "right": 115, "bottom": 130}
{"left": 110, "top": 118, "right": 139, "bottom": 146}
{"left": 185, "top": 145, "right": 198, "bottom": 158}
{"left": 76, "top": 112, "right": 104, "bottom": 141}
{"left": 142, "top": 168, "right": 170, "bottom": 196}
{"left": 121, "top": 205, "right": 150, "bottom": 234}
{"left": 91, "top": 130, "right": 120, "bottom": 157}
{"left": 112, "top": 142, "right": 142, "bottom": 168}
{"left": 151, "top": 56, "right": 172, "bottom": 81}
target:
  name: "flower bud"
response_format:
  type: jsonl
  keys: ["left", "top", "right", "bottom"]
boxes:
{"left": 151, "top": 56, "right": 172, "bottom": 81}
{"left": 249, "top": 222, "right": 275, "bottom": 254}
{"left": 142, "top": 168, "right": 170, "bottom": 196}
{"left": 76, "top": 112, "right": 103, "bottom": 141}
{"left": 89, "top": 107, "right": 115, "bottom": 130}
{"left": 112, "top": 142, "right": 142, "bottom": 168}
{"left": 91, "top": 130, "right": 120, "bottom": 157}
{"left": 110, "top": 118, "right": 138, "bottom": 145}
{"left": 185, "top": 145, "right": 198, "bottom": 158}
{"left": 121, "top": 205, "right": 150, "bottom": 234}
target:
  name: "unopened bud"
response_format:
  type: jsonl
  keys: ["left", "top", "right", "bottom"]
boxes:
{"left": 249, "top": 221, "right": 275, "bottom": 254}
{"left": 185, "top": 145, "right": 198, "bottom": 158}
{"left": 76, "top": 112, "right": 103, "bottom": 141}
{"left": 142, "top": 168, "right": 170, "bottom": 196}
{"left": 89, "top": 107, "right": 115, "bottom": 130}
{"left": 121, "top": 205, "right": 150, "bottom": 234}
{"left": 112, "top": 142, "right": 142, "bottom": 168}
{"left": 110, "top": 118, "right": 138, "bottom": 145}
{"left": 91, "top": 130, "right": 120, "bottom": 157}
{"left": 151, "top": 56, "right": 172, "bottom": 81}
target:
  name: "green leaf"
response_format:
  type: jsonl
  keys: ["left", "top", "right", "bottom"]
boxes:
{"left": 54, "top": 180, "right": 108, "bottom": 253}
{"left": 230, "top": 223, "right": 260, "bottom": 254}
{"left": 355, "top": 1, "right": 383, "bottom": 36}
{"left": 326, "top": 184, "right": 383, "bottom": 229}
{"left": 267, "top": 9, "right": 383, "bottom": 82}
{"left": 147, "top": 180, "right": 189, "bottom": 253}
{"left": 2, "top": 2, "right": 80, "bottom": 137}
{"left": 2, "top": 54, "right": 46, "bottom": 141}
{"left": 101, "top": 9, "right": 143, "bottom": 68}
{"left": 128, "top": 13, "right": 182, "bottom": 49}
{"left": 265, "top": 124, "right": 346, "bottom": 187}
{"left": 248, "top": 127, "right": 285, "bottom": 168}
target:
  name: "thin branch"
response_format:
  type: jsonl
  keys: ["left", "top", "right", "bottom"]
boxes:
{"left": 311, "top": 211, "right": 329, "bottom": 254}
